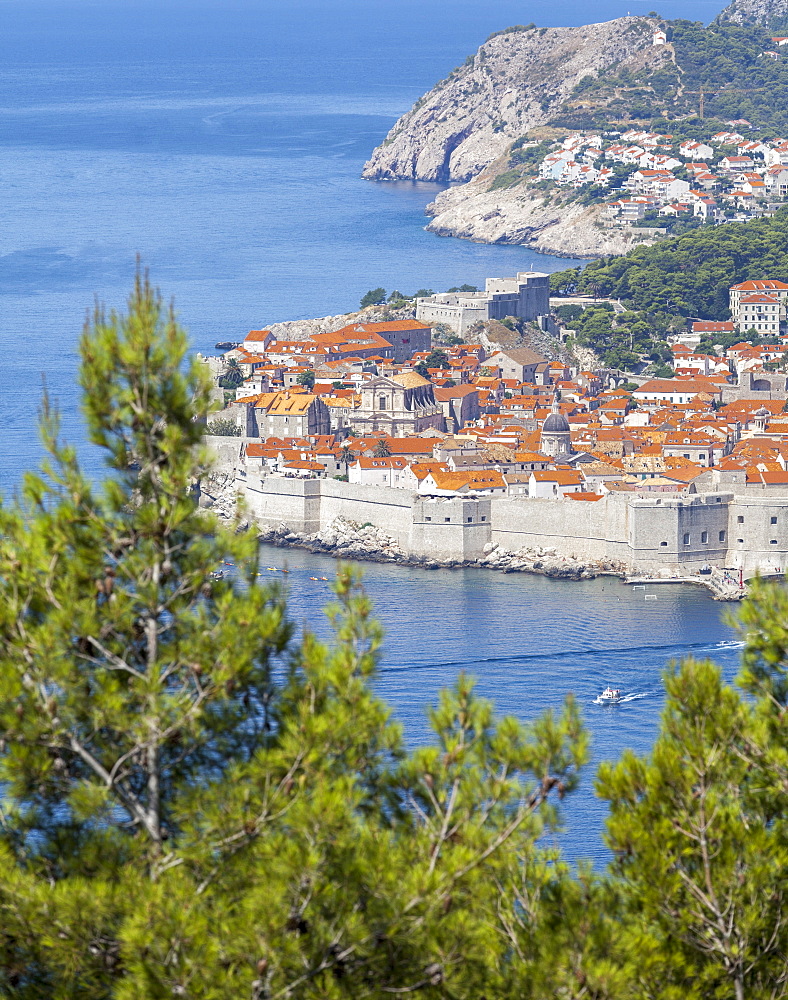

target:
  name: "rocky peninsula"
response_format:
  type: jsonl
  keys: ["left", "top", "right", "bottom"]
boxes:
{"left": 363, "top": 18, "right": 661, "bottom": 186}
{"left": 423, "top": 162, "right": 653, "bottom": 258}
{"left": 362, "top": 16, "right": 670, "bottom": 255}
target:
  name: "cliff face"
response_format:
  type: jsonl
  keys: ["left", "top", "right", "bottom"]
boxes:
{"left": 715, "top": 0, "right": 788, "bottom": 24}
{"left": 424, "top": 166, "right": 651, "bottom": 258}
{"left": 362, "top": 17, "right": 660, "bottom": 184}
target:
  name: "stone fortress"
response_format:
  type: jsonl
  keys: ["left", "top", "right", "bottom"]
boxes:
{"left": 415, "top": 271, "right": 551, "bottom": 335}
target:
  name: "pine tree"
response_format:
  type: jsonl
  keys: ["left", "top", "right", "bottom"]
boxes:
{"left": 598, "top": 653, "right": 788, "bottom": 1000}
{"left": 0, "top": 273, "right": 588, "bottom": 997}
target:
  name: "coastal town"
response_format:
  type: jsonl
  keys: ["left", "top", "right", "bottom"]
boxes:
{"left": 536, "top": 121, "right": 788, "bottom": 232}
{"left": 200, "top": 269, "right": 788, "bottom": 595}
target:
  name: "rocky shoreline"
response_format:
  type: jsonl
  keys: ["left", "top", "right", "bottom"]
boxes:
{"left": 259, "top": 517, "right": 616, "bottom": 579}
{"left": 256, "top": 516, "right": 745, "bottom": 600}
{"left": 423, "top": 174, "right": 654, "bottom": 259}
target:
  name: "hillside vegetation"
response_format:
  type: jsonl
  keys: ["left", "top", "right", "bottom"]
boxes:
{"left": 552, "top": 208, "right": 788, "bottom": 319}
{"left": 556, "top": 20, "right": 788, "bottom": 132}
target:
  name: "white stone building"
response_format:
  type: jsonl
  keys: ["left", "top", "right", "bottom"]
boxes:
{"left": 416, "top": 271, "right": 550, "bottom": 336}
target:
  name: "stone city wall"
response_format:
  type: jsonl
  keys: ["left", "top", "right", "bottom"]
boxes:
{"left": 412, "top": 496, "right": 492, "bottom": 561}
{"left": 204, "top": 435, "right": 246, "bottom": 475}
{"left": 234, "top": 474, "right": 788, "bottom": 578}
{"left": 489, "top": 496, "right": 632, "bottom": 565}
{"left": 726, "top": 497, "right": 788, "bottom": 577}
{"left": 627, "top": 494, "right": 730, "bottom": 574}
{"left": 243, "top": 474, "right": 415, "bottom": 548}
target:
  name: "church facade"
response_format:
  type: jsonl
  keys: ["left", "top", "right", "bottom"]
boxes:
{"left": 352, "top": 372, "right": 445, "bottom": 437}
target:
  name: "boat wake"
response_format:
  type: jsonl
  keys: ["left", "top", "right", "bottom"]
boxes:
{"left": 380, "top": 637, "right": 745, "bottom": 676}
{"left": 592, "top": 692, "right": 648, "bottom": 706}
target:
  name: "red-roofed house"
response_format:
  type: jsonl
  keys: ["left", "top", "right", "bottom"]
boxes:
{"left": 730, "top": 279, "right": 788, "bottom": 332}
{"left": 633, "top": 379, "right": 723, "bottom": 405}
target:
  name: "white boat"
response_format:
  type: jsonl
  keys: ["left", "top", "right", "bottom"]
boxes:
{"left": 597, "top": 686, "right": 622, "bottom": 704}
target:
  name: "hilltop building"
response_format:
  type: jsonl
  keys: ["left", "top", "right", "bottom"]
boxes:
{"left": 416, "top": 271, "right": 550, "bottom": 335}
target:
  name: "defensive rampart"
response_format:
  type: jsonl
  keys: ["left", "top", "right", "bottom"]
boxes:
{"left": 490, "top": 496, "right": 631, "bottom": 564}
{"left": 236, "top": 474, "right": 788, "bottom": 578}
{"left": 244, "top": 474, "right": 415, "bottom": 548}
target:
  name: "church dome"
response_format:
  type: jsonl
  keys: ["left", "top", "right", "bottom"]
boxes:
{"left": 755, "top": 405, "right": 770, "bottom": 417}
{"left": 542, "top": 409, "right": 570, "bottom": 433}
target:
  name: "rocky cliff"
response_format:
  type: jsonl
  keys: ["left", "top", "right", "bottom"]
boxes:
{"left": 362, "top": 16, "right": 678, "bottom": 254}
{"left": 424, "top": 159, "right": 655, "bottom": 257}
{"left": 715, "top": 0, "right": 788, "bottom": 24}
{"left": 363, "top": 17, "right": 664, "bottom": 184}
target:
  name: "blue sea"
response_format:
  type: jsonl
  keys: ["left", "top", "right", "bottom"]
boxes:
{"left": 0, "top": 0, "right": 739, "bottom": 860}
{"left": 264, "top": 546, "right": 741, "bottom": 864}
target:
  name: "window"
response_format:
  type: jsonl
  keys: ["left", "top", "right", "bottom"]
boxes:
{"left": 444, "top": 517, "right": 450, "bottom": 523}
{"left": 719, "top": 530, "right": 726, "bottom": 541}
{"left": 425, "top": 516, "right": 431, "bottom": 522}
{"left": 772, "top": 516, "right": 778, "bottom": 524}
{"left": 738, "top": 538, "right": 744, "bottom": 544}
{"left": 683, "top": 533, "right": 690, "bottom": 545}
{"left": 481, "top": 515, "right": 487, "bottom": 522}
{"left": 378, "top": 396, "right": 387, "bottom": 409}
{"left": 467, "top": 516, "right": 473, "bottom": 523}
{"left": 737, "top": 515, "right": 744, "bottom": 524}
{"left": 771, "top": 539, "right": 778, "bottom": 545}
{"left": 701, "top": 531, "right": 708, "bottom": 543}
{"left": 683, "top": 453, "right": 690, "bottom": 459}
{"left": 660, "top": 541, "right": 668, "bottom": 547}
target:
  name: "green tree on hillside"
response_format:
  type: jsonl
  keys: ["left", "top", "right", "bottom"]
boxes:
{"left": 553, "top": 209, "right": 788, "bottom": 320}
{"left": 424, "top": 348, "right": 451, "bottom": 370}
{"left": 599, "top": 597, "right": 788, "bottom": 999}
{"left": 360, "top": 287, "right": 386, "bottom": 308}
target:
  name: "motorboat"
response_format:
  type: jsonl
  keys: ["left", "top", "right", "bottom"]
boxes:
{"left": 597, "top": 686, "right": 622, "bottom": 704}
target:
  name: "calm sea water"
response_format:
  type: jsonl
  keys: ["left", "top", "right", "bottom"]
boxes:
{"left": 262, "top": 546, "right": 740, "bottom": 863}
{"left": 1, "top": 0, "right": 737, "bottom": 858}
